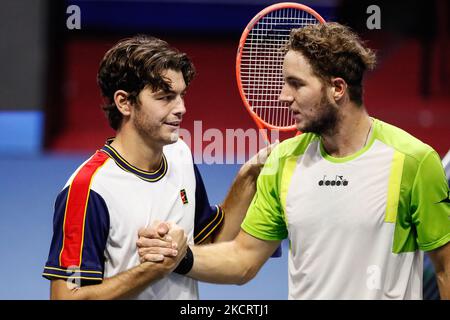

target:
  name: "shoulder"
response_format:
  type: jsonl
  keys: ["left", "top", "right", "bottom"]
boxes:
{"left": 259, "top": 133, "right": 319, "bottom": 179}
{"left": 54, "top": 151, "right": 111, "bottom": 216}
{"left": 273, "top": 132, "right": 319, "bottom": 159}
{"left": 374, "top": 119, "right": 435, "bottom": 163}
{"left": 63, "top": 150, "right": 110, "bottom": 191}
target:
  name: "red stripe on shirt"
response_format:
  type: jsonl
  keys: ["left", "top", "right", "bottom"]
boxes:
{"left": 59, "top": 151, "right": 109, "bottom": 267}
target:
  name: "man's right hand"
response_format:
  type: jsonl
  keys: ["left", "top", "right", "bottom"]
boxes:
{"left": 137, "top": 222, "right": 188, "bottom": 271}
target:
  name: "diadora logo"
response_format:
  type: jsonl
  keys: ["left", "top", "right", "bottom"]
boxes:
{"left": 180, "top": 189, "right": 189, "bottom": 204}
{"left": 318, "top": 175, "right": 349, "bottom": 187}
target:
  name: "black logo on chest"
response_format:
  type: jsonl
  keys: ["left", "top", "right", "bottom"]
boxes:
{"left": 318, "top": 175, "right": 349, "bottom": 187}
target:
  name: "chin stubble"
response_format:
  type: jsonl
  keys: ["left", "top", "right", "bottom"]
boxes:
{"left": 302, "top": 95, "right": 338, "bottom": 135}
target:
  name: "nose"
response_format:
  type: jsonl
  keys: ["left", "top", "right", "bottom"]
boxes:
{"left": 174, "top": 96, "right": 186, "bottom": 117}
{"left": 279, "top": 83, "right": 294, "bottom": 104}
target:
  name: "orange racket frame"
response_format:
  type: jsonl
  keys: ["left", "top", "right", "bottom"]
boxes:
{"left": 236, "top": 2, "right": 326, "bottom": 142}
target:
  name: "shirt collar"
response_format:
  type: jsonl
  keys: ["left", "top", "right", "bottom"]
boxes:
{"left": 100, "top": 139, "right": 168, "bottom": 182}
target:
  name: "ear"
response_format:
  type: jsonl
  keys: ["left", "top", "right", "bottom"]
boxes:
{"left": 330, "top": 77, "right": 347, "bottom": 102}
{"left": 113, "top": 90, "right": 132, "bottom": 116}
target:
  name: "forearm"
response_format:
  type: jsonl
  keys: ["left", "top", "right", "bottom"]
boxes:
{"left": 214, "top": 163, "right": 258, "bottom": 242}
{"left": 188, "top": 241, "right": 256, "bottom": 285}
{"left": 51, "top": 262, "right": 168, "bottom": 300}
{"left": 428, "top": 242, "right": 450, "bottom": 300}
{"left": 435, "top": 270, "right": 450, "bottom": 299}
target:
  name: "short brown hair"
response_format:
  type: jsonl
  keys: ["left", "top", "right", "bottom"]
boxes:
{"left": 286, "top": 22, "right": 376, "bottom": 105}
{"left": 97, "top": 35, "right": 196, "bottom": 130}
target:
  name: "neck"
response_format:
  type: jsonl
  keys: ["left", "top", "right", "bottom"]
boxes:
{"left": 321, "top": 106, "right": 373, "bottom": 158}
{"left": 110, "top": 128, "right": 163, "bottom": 172}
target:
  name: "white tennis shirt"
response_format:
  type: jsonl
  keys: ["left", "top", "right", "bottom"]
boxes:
{"left": 242, "top": 119, "right": 450, "bottom": 299}
{"left": 43, "top": 139, "right": 224, "bottom": 299}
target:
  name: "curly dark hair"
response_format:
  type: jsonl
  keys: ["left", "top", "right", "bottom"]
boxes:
{"left": 286, "top": 22, "right": 376, "bottom": 105}
{"left": 97, "top": 35, "right": 196, "bottom": 130}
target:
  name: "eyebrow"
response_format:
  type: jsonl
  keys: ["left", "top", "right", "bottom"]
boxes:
{"left": 285, "top": 76, "right": 305, "bottom": 83}
{"left": 155, "top": 88, "right": 187, "bottom": 96}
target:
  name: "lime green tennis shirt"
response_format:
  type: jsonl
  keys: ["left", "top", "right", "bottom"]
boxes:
{"left": 242, "top": 118, "right": 450, "bottom": 299}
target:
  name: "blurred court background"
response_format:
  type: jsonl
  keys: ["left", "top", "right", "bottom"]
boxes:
{"left": 0, "top": 0, "right": 449, "bottom": 299}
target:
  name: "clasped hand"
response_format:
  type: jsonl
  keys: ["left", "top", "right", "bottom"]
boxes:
{"left": 137, "top": 221, "right": 188, "bottom": 270}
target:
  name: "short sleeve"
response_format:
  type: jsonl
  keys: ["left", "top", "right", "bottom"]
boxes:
{"left": 241, "top": 147, "right": 289, "bottom": 241}
{"left": 42, "top": 186, "right": 110, "bottom": 285}
{"left": 193, "top": 164, "right": 224, "bottom": 244}
{"left": 411, "top": 150, "right": 450, "bottom": 251}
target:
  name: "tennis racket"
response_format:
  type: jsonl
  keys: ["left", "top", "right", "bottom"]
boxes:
{"left": 236, "top": 2, "right": 325, "bottom": 143}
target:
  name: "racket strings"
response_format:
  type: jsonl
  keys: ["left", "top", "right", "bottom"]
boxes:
{"left": 240, "top": 8, "right": 320, "bottom": 128}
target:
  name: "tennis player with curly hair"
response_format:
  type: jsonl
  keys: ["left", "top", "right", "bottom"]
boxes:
{"left": 140, "top": 23, "right": 450, "bottom": 299}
